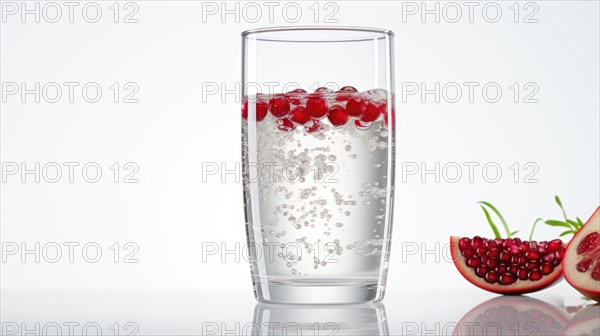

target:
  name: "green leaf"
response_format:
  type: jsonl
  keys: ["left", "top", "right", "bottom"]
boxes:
{"left": 529, "top": 218, "right": 543, "bottom": 241}
{"left": 511, "top": 230, "right": 519, "bottom": 236}
{"left": 555, "top": 195, "right": 569, "bottom": 222}
{"left": 545, "top": 220, "right": 572, "bottom": 229}
{"left": 577, "top": 217, "right": 585, "bottom": 227}
{"left": 554, "top": 195, "right": 563, "bottom": 208}
{"left": 480, "top": 205, "right": 502, "bottom": 239}
{"left": 559, "top": 230, "right": 576, "bottom": 237}
{"left": 479, "top": 201, "right": 512, "bottom": 238}
{"left": 567, "top": 219, "right": 581, "bottom": 229}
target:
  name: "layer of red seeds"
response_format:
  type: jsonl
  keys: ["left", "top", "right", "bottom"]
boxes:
{"left": 575, "top": 232, "right": 600, "bottom": 280}
{"left": 458, "top": 236, "right": 564, "bottom": 285}
{"left": 242, "top": 86, "right": 392, "bottom": 132}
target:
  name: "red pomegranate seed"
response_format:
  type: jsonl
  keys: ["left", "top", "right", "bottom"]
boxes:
{"left": 528, "top": 269, "right": 542, "bottom": 281}
{"left": 458, "top": 237, "right": 471, "bottom": 251}
{"left": 500, "top": 252, "right": 511, "bottom": 262}
{"left": 472, "top": 236, "right": 482, "bottom": 248}
{"left": 555, "top": 247, "right": 565, "bottom": 259}
{"left": 463, "top": 247, "right": 475, "bottom": 258}
{"left": 289, "top": 106, "right": 311, "bottom": 124}
{"left": 487, "top": 241, "right": 497, "bottom": 249}
{"left": 481, "top": 255, "right": 490, "bottom": 264}
{"left": 277, "top": 118, "right": 295, "bottom": 131}
{"left": 243, "top": 101, "right": 268, "bottom": 121}
{"left": 314, "top": 87, "right": 332, "bottom": 93}
{"left": 242, "top": 100, "right": 248, "bottom": 119}
{"left": 306, "top": 97, "right": 328, "bottom": 119}
{"left": 354, "top": 119, "right": 371, "bottom": 130}
{"left": 361, "top": 103, "right": 384, "bottom": 122}
{"left": 487, "top": 258, "right": 500, "bottom": 269}
{"left": 540, "top": 262, "right": 554, "bottom": 275}
{"left": 285, "top": 88, "right": 307, "bottom": 105}
{"left": 508, "top": 264, "right": 519, "bottom": 274}
{"left": 485, "top": 271, "right": 499, "bottom": 284}
{"left": 496, "top": 264, "right": 508, "bottom": 274}
{"left": 577, "top": 232, "right": 600, "bottom": 255}
{"left": 520, "top": 244, "right": 530, "bottom": 253}
{"left": 467, "top": 257, "right": 480, "bottom": 268}
{"left": 526, "top": 251, "right": 540, "bottom": 260}
{"left": 576, "top": 258, "right": 593, "bottom": 272}
{"left": 504, "top": 238, "right": 514, "bottom": 248}
{"left": 546, "top": 239, "right": 563, "bottom": 253}
{"left": 327, "top": 105, "right": 349, "bottom": 126}
{"left": 488, "top": 248, "right": 500, "bottom": 258}
{"left": 476, "top": 246, "right": 487, "bottom": 255}
{"left": 542, "top": 253, "right": 555, "bottom": 263}
{"left": 592, "top": 261, "right": 600, "bottom": 280}
{"left": 304, "top": 120, "right": 320, "bottom": 133}
{"left": 335, "top": 86, "right": 358, "bottom": 101}
{"left": 517, "top": 267, "right": 529, "bottom": 280}
{"left": 269, "top": 97, "right": 291, "bottom": 118}
{"left": 526, "top": 261, "right": 540, "bottom": 270}
{"left": 338, "top": 86, "right": 357, "bottom": 93}
{"left": 499, "top": 273, "right": 517, "bottom": 285}
{"left": 511, "top": 255, "right": 523, "bottom": 265}
{"left": 495, "top": 238, "right": 505, "bottom": 245}
{"left": 509, "top": 245, "right": 520, "bottom": 255}
{"left": 476, "top": 265, "right": 489, "bottom": 277}
{"left": 346, "top": 99, "right": 367, "bottom": 117}
{"left": 513, "top": 238, "right": 522, "bottom": 246}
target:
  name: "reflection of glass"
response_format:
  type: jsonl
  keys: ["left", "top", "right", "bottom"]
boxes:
{"left": 452, "top": 296, "right": 570, "bottom": 336}
{"left": 252, "top": 303, "right": 388, "bottom": 336}
{"left": 242, "top": 27, "right": 396, "bottom": 304}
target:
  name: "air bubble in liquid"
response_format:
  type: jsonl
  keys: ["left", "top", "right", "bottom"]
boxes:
{"left": 345, "top": 145, "right": 352, "bottom": 151}
{"left": 335, "top": 222, "right": 343, "bottom": 228}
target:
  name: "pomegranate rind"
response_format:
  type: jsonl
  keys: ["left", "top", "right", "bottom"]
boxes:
{"left": 450, "top": 236, "right": 564, "bottom": 294}
{"left": 452, "top": 296, "right": 570, "bottom": 336}
{"left": 563, "top": 206, "right": 600, "bottom": 302}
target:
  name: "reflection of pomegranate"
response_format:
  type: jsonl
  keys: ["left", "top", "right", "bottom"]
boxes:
{"left": 450, "top": 236, "right": 565, "bottom": 294}
{"left": 452, "top": 296, "right": 570, "bottom": 336}
{"left": 563, "top": 305, "right": 600, "bottom": 335}
{"left": 563, "top": 207, "right": 600, "bottom": 302}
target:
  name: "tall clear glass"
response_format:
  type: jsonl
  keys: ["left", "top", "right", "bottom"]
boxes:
{"left": 242, "top": 27, "right": 395, "bottom": 304}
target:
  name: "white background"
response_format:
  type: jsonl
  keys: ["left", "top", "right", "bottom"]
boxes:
{"left": 1, "top": 1, "right": 599, "bottom": 297}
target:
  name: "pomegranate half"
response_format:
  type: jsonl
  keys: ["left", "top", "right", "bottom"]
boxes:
{"left": 450, "top": 236, "right": 565, "bottom": 294}
{"left": 563, "top": 206, "right": 600, "bottom": 301}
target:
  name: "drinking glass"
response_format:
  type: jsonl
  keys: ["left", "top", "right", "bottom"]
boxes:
{"left": 242, "top": 26, "right": 395, "bottom": 304}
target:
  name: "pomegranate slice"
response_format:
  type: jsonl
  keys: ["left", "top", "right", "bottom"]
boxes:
{"left": 450, "top": 236, "right": 564, "bottom": 294}
{"left": 452, "top": 296, "right": 569, "bottom": 336}
{"left": 304, "top": 120, "right": 320, "bottom": 133}
{"left": 563, "top": 206, "right": 600, "bottom": 301}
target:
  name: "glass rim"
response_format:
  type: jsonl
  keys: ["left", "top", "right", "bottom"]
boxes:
{"left": 242, "top": 26, "right": 394, "bottom": 42}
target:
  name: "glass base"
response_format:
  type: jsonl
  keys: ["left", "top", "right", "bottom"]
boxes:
{"left": 254, "top": 280, "right": 383, "bottom": 304}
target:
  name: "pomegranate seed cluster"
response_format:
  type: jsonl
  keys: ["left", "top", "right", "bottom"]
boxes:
{"left": 242, "top": 86, "right": 394, "bottom": 132}
{"left": 575, "top": 231, "right": 600, "bottom": 280}
{"left": 458, "top": 236, "right": 565, "bottom": 285}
